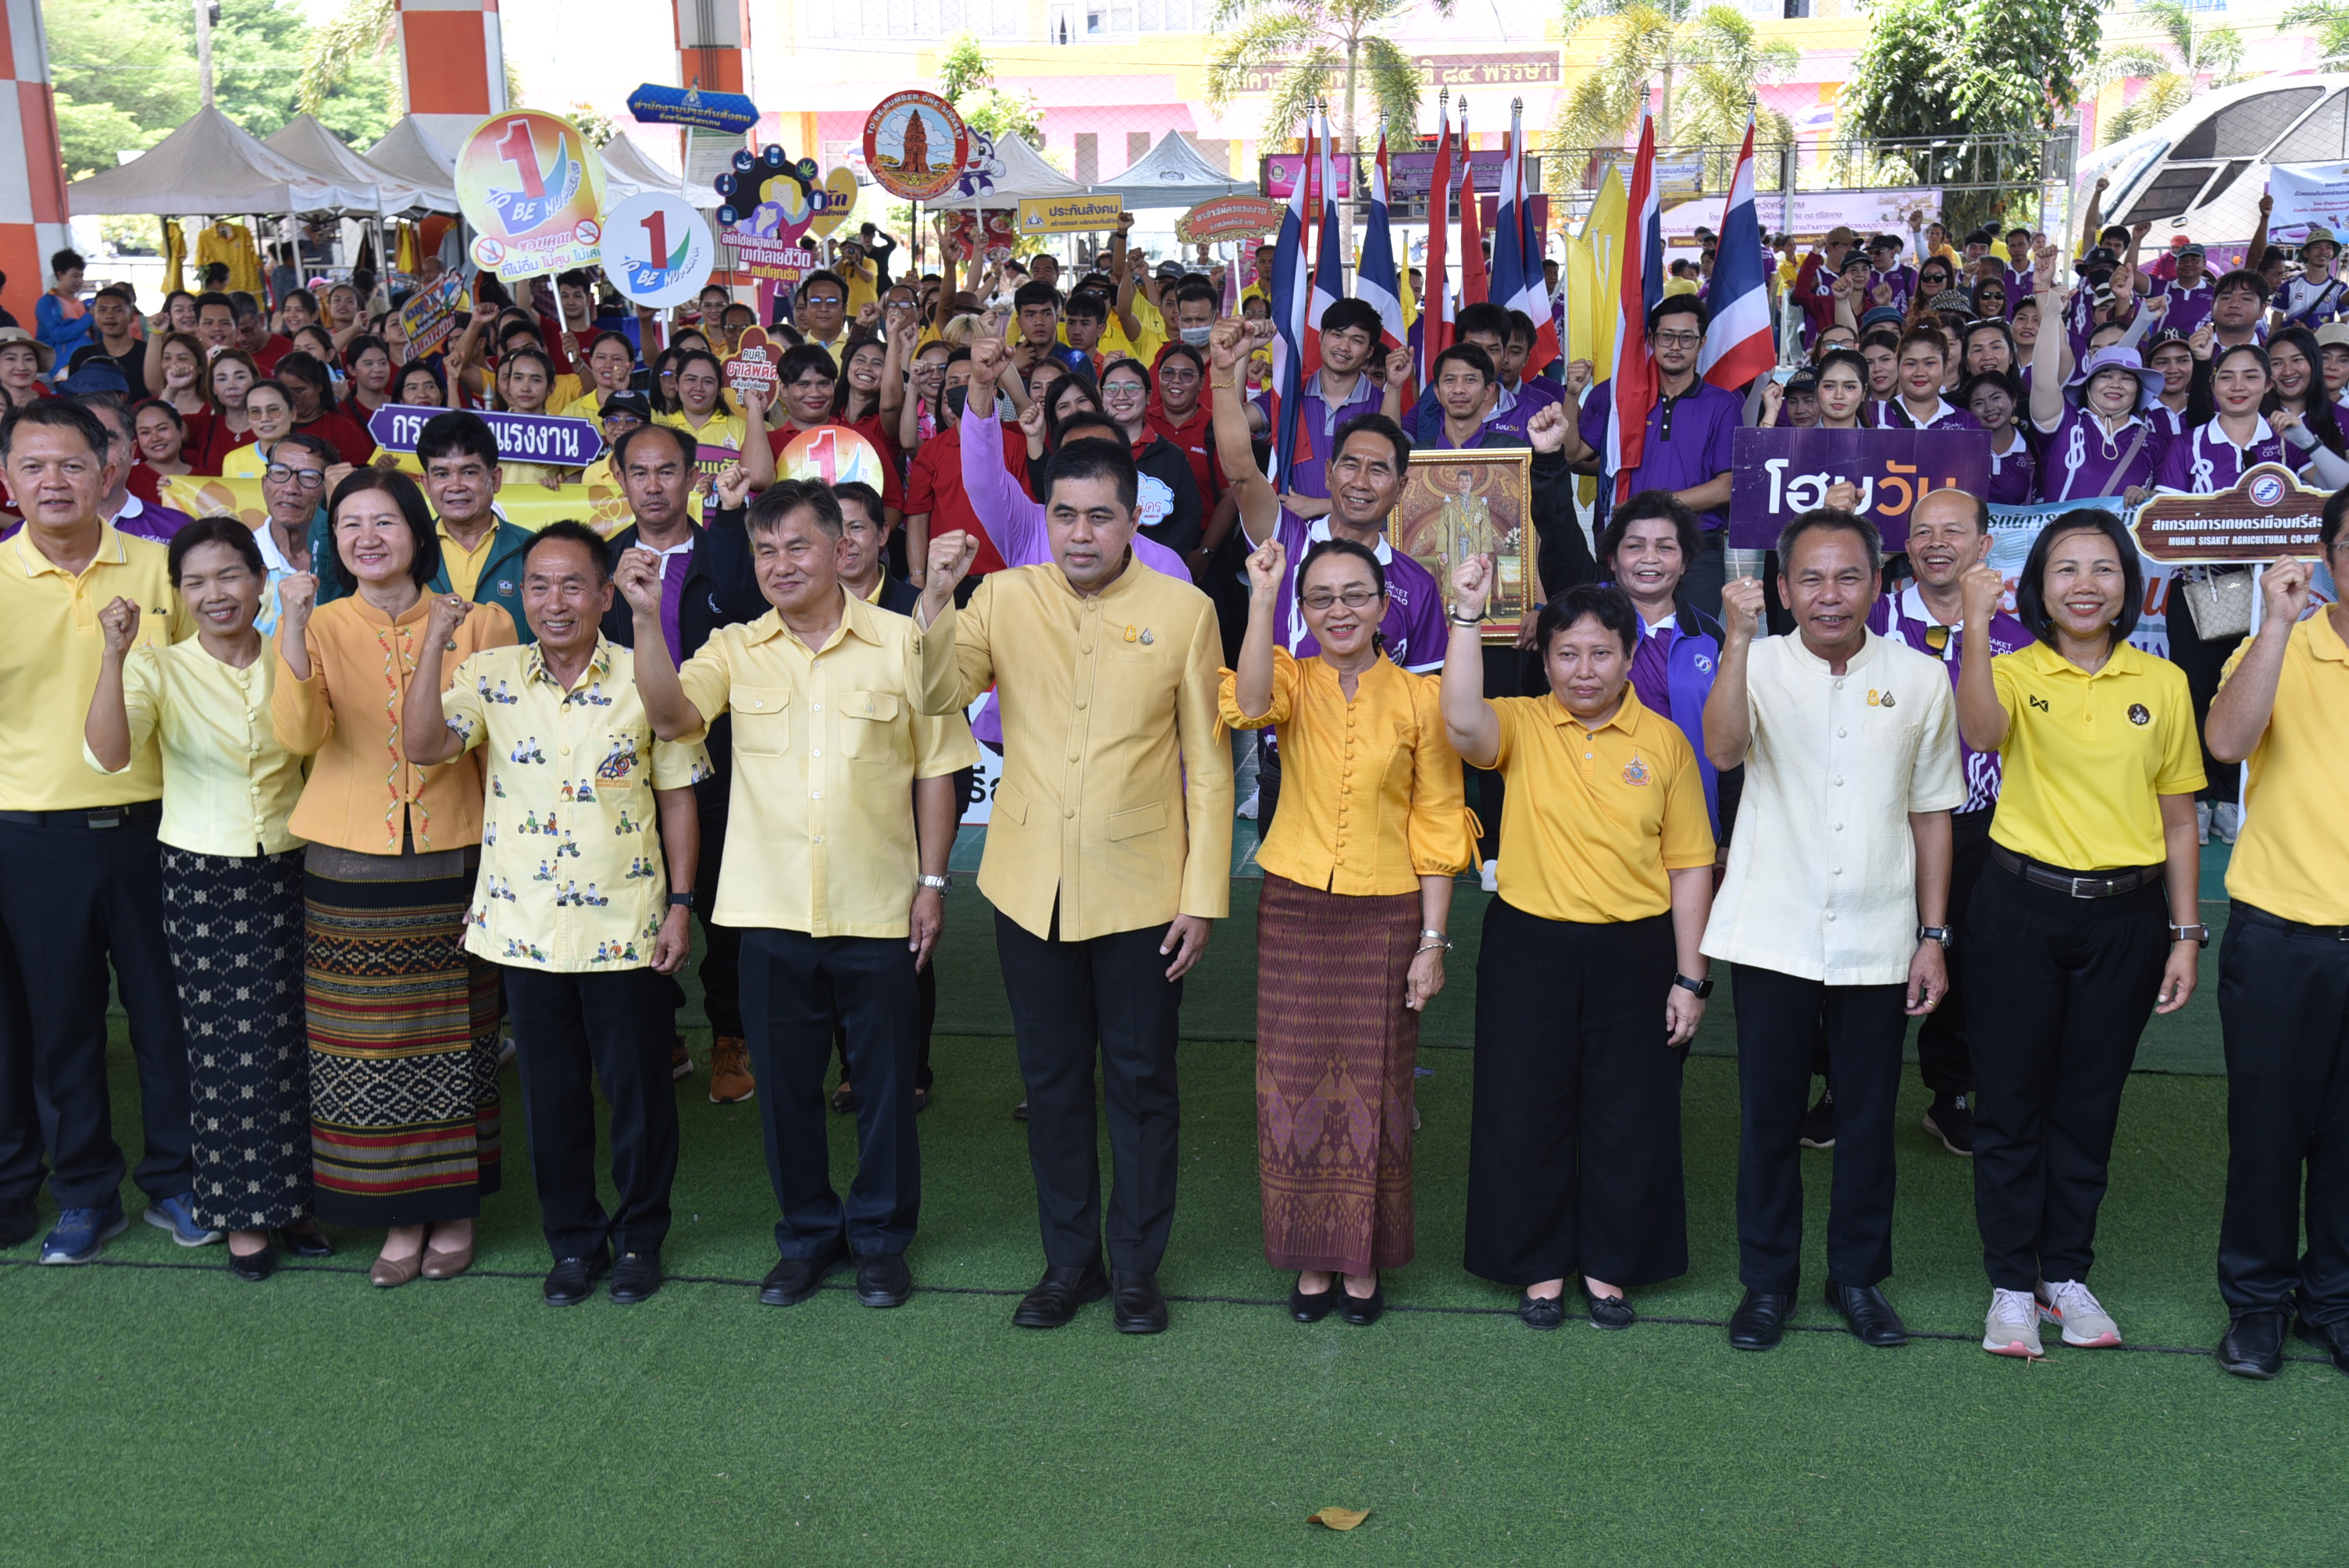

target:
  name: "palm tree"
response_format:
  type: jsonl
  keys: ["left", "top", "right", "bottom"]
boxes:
{"left": 2091, "top": 0, "right": 2246, "bottom": 147}
{"left": 301, "top": 0, "right": 525, "bottom": 122}
{"left": 1549, "top": 2, "right": 1796, "bottom": 193}
{"left": 1204, "top": 0, "right": 1452, "bottom": 262}
{"left": 2282, "top": 0, "right": 2349, "bottom": 71}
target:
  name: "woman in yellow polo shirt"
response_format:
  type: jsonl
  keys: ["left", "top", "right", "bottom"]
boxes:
{"left": 1955, "top": 509, "right": 2205, "bottom": 1360}
{"left": 1441, "top": 570, "right": 1717, "bottom": 1332}
{"left": 1222, "top": 536, "right": 1474, "bottom": 1327}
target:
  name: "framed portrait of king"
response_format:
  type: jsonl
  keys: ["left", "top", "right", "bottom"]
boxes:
{"left": 1392, "top": 447, "right": 1538, "bottom": 643}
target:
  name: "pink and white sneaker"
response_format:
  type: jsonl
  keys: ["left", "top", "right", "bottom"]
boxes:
{"left": 2037, "top": 1279, "right": 2123, "bottom": 1347}
{"left": 1983, "top": 1288, "right": 2045, "bottom": 1357}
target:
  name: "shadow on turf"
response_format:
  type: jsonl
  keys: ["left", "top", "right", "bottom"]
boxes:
{"left": 5, "top": 1254, "right": 2332, "bottom": 1370}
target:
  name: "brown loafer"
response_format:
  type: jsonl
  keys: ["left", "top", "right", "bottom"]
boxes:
{"left": 370, "top": 1251, "right": 424, "bottom": 1289}
{"left": 419, "top": 1241, "right": 474, "bottom": 1280}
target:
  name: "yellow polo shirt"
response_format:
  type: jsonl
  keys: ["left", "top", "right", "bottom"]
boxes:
{"left": 1488, "top": 686, "right": 1715, "bottom": 924}
{"left": 437, "top": 519, "right": 498, "bottom": 601}
{"left": 1987, "top": 640, "right": 2205, "bottom": 871}
{"left": 2219, "top": 610, "right": 2349, "bottom": 925}
{"left": 675, "top": 591, "right": 975, "bottom": 938}
{"left": 0, "top": 523, "right": 185, "bottom": 811}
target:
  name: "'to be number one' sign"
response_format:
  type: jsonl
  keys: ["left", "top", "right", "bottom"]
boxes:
{"left": 601, "top": 191, "right": 715, "bottom": 308}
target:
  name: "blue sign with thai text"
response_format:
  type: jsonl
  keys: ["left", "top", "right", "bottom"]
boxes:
{"left": 626, "top": 84, "right": 761, "bottom": 135}
{"left": 367, "top": 404, "right": 606, "bottom": 466}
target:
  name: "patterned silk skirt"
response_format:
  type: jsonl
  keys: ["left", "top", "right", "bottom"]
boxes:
{"left": 304, "top": 842, "right": 502, "bottom": 1228}
{"left": 1255, "top": 874, "right": 1425, "bottom": 1277}
{"left": 161, "top": 845, "right": 313, "bottom": 1233}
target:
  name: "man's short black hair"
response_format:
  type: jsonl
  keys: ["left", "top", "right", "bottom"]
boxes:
{"left": 1504, "top": 309, "right": 1538, "bottom": 349}
{"left": 555, "top": 269, "right": 593, "bottom": 292}
{"left": 229, "top": 292, "right": 262, "bottom": 323}
{"left": 525, "top": 519, "right": 612, "bottom": 583}
{"left": 0, "top": 397, "right": 110, "bottom": 462}
{"left": 777, "top": 343, "right": 839, "bottom": 385}
{"left": 194, "top": 290, "right": 234, "bottom": 320}
{"left": 796, "top": 269, "right": 849, "bottom": 302}
{"left": 2014, "top": 509, "right": 2144, "bottom": 647}
{"left": 748, "top": 477, "right": 844, "bottom": 540}
{"left": 1648, "top": 294, "right": 1709, "bottom": 334}
{"left": 1537, "top": 583, "right": 1639, "bottom": 658}
{"left": 51, "top": 248, "right": 84, "bottom": 275}
{"left": 1318, "top": 298, "right": 1381, "bottom": 341}
{"left": 832, "top": 480, "right": 885, "bottom": 525}
{"left": 1456, "top": 301, "right": 1510, "bottom": 341}
{"left": 415, "top": 409, "right": 504, "bottom": 469}
{"left": 1013, "top": 280, "right": 1063, "bottom": 315}
{"left": 1775, "top": 507, "right": 1884, "bottom": 578}
{"left": 272, "top": 430, "right": 339, "bottom": 469}
{"left": 1331, "top": 411, "right": 1410, "bottom": 472}
{"left": 1063, "top": 290, "right": 1108, "bottom": 324}
{"left": 1172, "top": 278, "right": 1221, "bottom": 311}
{"left": 1045, "top": 435, "right": 1139, "bottom": 513}
{"left": 1431, "top": 342, "right": 1495, "bottom": 386}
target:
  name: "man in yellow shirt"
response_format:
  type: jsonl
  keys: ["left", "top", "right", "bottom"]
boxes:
{"left": 2203, "top": 530, "right": 2349, "bottom": 1380}
{"left": 916, "top": 437, "right": 1233, "bottom": 1335}
{"left": 0, "top": 400, "right": 204, "bottom": 1263}
{"left": 626, "top": 479, "right": 974, "bottom": 1313}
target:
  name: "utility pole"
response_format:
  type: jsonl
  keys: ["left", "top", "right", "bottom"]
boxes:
{"left": 194, "top": 0, "right": 216, "bottom": 109}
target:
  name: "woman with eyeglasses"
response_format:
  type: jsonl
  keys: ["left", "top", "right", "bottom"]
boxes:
{"left": 219, "top": 379, "right": 299, "bottom": 479}
{"left": 1096, "top": 355, "right": 1206, "bottom": 561}
{"left": 1223, "top": 534, "right": 1473, "bottom": 1327}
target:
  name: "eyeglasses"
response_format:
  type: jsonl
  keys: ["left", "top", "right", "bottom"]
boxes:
{"left": 1102, "top": 382, "right": 1148, "bottom": 398}
{"left": 1300, "top": 586, "right": 1380, "bottom": 610}
{"left": 265, "top": 463, "right": 326, "bottom": 490}
{"left": 1652, "top": 330, "right": 1703, "bottom": 348}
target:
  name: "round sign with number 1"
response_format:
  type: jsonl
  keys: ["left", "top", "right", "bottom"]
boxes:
{"left": 601, "top": 191, "right": 715, "bottom": 308}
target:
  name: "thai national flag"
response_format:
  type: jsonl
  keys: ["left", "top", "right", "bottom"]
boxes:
{"left": 1306, "top": 107, "right": 1344, "bottom": 378}
{"left": 1268, "top": 113, "right": 1317, "bottom": 485}
{"left": 1606, "top": 102, "right": 1663, "bottom": 504}
{"left": 1697, "top": 110, "right": 1777, "bottom": 393}
{"left": 1457, "top": 105, "right": 1488, "bottom": 309}
{"left": 1356, "top": 127, "right": 1406, "bottom": 352}
{"left": 1493, "top": 101, "right": 1561, "bottom": 372}
{"left": 1420, "top": 99, "right": 1453, "bottom": 386}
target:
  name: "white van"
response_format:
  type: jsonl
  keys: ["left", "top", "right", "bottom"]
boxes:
{"left": 2076, "top": 73, "right": 2349, "bottom": 244}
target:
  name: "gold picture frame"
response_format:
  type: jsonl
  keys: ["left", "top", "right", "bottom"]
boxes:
{"left": 1394, "top": 447, "right": 1538, "bottom": 642}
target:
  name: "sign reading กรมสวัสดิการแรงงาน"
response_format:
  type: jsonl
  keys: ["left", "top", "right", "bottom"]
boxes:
{"left": 368, "top": 404, "right": 606, "bottom": 467}
{"left": 1729, "top": 427, "right": 1992, "bottom": 551}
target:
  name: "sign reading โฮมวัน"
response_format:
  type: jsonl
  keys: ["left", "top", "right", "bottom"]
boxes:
{"left": 1729, "top": 427, "right": 1992, "bottom": 551}
{"left": 369, "top": 404, "right": 605, "bottom": 466}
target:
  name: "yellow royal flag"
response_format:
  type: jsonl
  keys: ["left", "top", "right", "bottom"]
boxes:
{"left": 1580, "top": 164, "right": 1627, "bottom": 387}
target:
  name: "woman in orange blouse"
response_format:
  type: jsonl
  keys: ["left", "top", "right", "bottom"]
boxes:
{"left": 1222, "top": 536, "right": 1474, "bottom": 1327}
{"left": 273, "top": 469, "right": 515, "bottom": 1288}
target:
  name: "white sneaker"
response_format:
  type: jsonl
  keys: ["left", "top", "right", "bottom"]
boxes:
{"left": 1983, "top": 1288, "right": 2044, "bottom": 1357}
{"left": 2212, "top": 802, "right": 2241, "bottom": 844}
{"left": 1235, "top": 789, "right": 1260, "bottom": 821}
{"left": 1480, "top": 859, "right": 1499, "bottom": 893}
{"left": 2195, "top": 801, "right": 2212, "bottom": 846}
{"left": 2037, "top": 1278, "right": 2123, "bottom": 1347}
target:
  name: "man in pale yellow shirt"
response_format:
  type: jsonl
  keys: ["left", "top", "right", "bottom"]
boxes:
{"left": 915, "top": 436, "right": 1232, "bottom": 1335}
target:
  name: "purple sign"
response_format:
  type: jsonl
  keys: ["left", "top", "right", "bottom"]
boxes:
{"left": 1730, "top": 427, "right": 1991, "bottom": 551}
{"left": 366, "top": 403, "right": 606, "bottom": 467}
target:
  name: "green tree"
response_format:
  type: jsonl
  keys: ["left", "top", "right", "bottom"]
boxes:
{"left": 2283, "top": 1, "right": 2349, "bottom": 70}
{"left": 45, "top": 0, "right": 198, "bottom": 180}
{"left": 1549, "top": 2, "right": 1796, "bottom": 192}
{"left": 2091, "top": 0, "right": 2245, "bottom": 147}
{"left": 301, "top": 0, "right": 524, "bottom": 133}
{"left": 937, "top": 34, "right": 1044, "bottom": 148}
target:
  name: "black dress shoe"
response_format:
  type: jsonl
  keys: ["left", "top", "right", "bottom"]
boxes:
{"left": 544, "top": 1249, "right": 611, "bottom": 1306}
{"left": 2218, "top": 1311, "right": 2288, "bottom": 1379}
{"left": 279, "top": 1222, "right": 334, "bottom": 1260}
{"left": 759, "top": 1241, "right": 850, "bottom": 1307}
{"left": 856, "top": 1252, "right": 914, "bottom": 1308}
{"left": 1338, "top": 1281, "right": 1385, "bottom": 1327}
{"left": 0, "top": 1199, "right": 37, "bottom": 1249}
{"left": 226, "top": 1242, "right": 279, "bottom": 1283}
{"left": 1111, "top": 1269, "right": 1168, "bottom": 1334}
{"left": 2295, "top": 1315, "right": 2349, "bottom": 1376}
{"left": 1587, "top": 1292, "right": 1636, "bottom": 1331}
{"left": 1825, "top": 1279, "right": 1909, "bottom": 1347}
{"left": 1289, "top": 1280, "right": 1338, "bottom": 1323}
{"left": 1518, "top": 1292, "right": 1568, "bottom": 1331}
{"left": 609, "top": 1251, "right": 662, "bottom": 1305}
{"left": 830, "top": 1082, "right": 857, "bottom": 1115}
{"left": 1729, "top": 1290, "right": 1792, "bottom": 1350}
{"left": 1012, "top": 1263, "right": 1108, "bottom": 1328}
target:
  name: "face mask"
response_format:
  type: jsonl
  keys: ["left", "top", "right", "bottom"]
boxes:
{"left": 1180, "top": 326, "right": 1213, "bottom": 347}
{"left": 945, "top": 386, "right": 968, "bottom": 419}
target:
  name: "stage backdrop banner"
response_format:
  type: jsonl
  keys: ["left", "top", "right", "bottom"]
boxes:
{"left": 1730, "top": 427, "right": 1990, "bottom": 551}
{"left": 2264, "top": 162, "right": 2349, "bottom": 246}
{"left": 1985, "top": 498, "right": 2174, "bottom": 658}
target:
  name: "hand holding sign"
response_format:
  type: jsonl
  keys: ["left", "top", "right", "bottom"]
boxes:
{"left": 725, "top": 327, "right": 780, "bottom": 404}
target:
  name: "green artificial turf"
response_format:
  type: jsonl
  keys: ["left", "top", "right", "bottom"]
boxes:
{"left": 9, "top": 846, "right": 2336, "bottom": 1565}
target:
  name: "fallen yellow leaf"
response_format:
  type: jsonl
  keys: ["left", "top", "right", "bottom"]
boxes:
{"left": 1309, "top": 1507, "right": 1371, "bottom": 1531}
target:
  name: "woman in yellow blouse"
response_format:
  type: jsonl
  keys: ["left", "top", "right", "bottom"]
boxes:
{"left": 272, "top": 469, "right": 515, "bottom": 1288}
{"left": 84, "top": 519, "right": 326, "bottom": 1282}
{"left": 1222, "top": 536, "right": 1473, "bottom": 1327}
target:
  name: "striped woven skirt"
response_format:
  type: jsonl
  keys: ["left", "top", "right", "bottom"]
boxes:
{"left": 305, "top": 843, "right": 502, "bottom": 1227}
{"left": 162, "top": 845, "right": 313, "bottom": 1233}
{"left": 1255, "top": 874, "right": 1424, "bottom": 1277}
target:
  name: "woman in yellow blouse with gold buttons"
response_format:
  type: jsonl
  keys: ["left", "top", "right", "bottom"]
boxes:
{"left": 84, "top": 518, "right": 326, "bottom": 1283}
{"left": 1222, "top": 535, "right": 1473, "bottom": 1327}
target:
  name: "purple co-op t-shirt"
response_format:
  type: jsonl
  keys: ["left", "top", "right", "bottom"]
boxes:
{"left": 2036, "top": 407, "right": 2165, "bottom": 502}
{"left": 2155, "top": 418, "right": 2288, "bottom": 494}
{"left": 1267, "top": 506, "right": 1447, "bottom": 673}
{"left": 1868, "top": 586, "right": 2031, "bottom": 815}
{"left": 1577, "top": 378, "right": 1741, "bottom": 532}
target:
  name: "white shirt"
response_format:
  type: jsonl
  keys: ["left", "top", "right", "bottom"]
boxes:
{"left": 1700, "top": 630, "right": 1966, "bottom": 985}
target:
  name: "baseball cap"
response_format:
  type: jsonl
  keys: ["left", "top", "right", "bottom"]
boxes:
{"left": 2176, "top": 242, "right": 2206, "bottom": 260}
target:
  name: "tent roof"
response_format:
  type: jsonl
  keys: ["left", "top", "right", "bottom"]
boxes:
{"left": 932, "top": 134, "right": 1085, "bottom": 210}
{"left": 65, "top": 105, "right": 341, "bottom": 218}
{"left": 364, "top": 116, "right": 459, "bottom": 213}
{"left": 1089, "top": 130, "right": 1250, "bottom": 208}
{"left": 601, "top": 134, "right": 716, "bottom": 208}
{"left": 264, "top": 114, "right": 430, "bottom": 216}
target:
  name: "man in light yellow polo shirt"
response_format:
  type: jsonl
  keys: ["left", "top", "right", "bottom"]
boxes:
{"left": 916, "top": 435, "right": 1232, "bottom": 1336}
{"left": 2203, "top": 525, "right": 2349, "bottom": 1381}
{"left": 0, "top": 399, "right": 202, "bottom": 1263}
{"left": 626, "top": 478, "right": 973, "bottom": 1314}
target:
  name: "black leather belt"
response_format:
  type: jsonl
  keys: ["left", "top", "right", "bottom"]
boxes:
{"left": 1989, "top": 844, "right": 2162, "bottom": 898}
{"left": 2233, "top": 900, "right": 2349, "bottom": 942}
{"left": 0, "top": 800, "right": 163, "bottom": 830}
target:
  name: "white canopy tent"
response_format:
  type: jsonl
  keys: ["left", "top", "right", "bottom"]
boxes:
{"left": 601, "top": 134, "right": 713, "bottom": 208}
{"left": 65, "top": 105, "right": 341, "bottom": 216}
{"left": 364, "top": 116, "right": 460, "bottom": 213}
{"left": 1089, "top": 130, "right": 1251, "bottom": 208}
{"left": 266, "top": 114, "right": 434, "bottom": 216}
{"left": 932, "top": 135, "right": 1087, "bottom": 211}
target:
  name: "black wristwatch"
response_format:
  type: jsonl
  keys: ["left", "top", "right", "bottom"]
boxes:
{"left": 1917, "top": 925, "right": 1954, "bottom": 949}
{"left": 1672, "top": 973, "right": 1713, "bottom": 1000}
{"left": 668, "top": 891, "right": 695, "bottom": 910}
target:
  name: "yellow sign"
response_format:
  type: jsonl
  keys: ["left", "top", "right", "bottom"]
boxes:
{"left": 1016, "top": 194, "right": 1125, "bottom": 235}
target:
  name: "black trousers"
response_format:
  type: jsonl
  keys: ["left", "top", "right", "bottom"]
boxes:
{"left": 694, "top": 795, "right": 743, "bottom": 1039}
{"left": 1467, "top": 646, "right": 1538, "bottom": 864}
{"left": 0, "top": 809, "right": 191, "bottom": 1208}
{"left": 996, "top": 911, "right": 1182, "bottom": 1272}
{"left": 504, "top": 964, "right": 679, "bottom": 1260}
{"left": 2218, "top": 903, "right": 2349, "bottom": 1326}
{"left": 740, "top": 926, "right": 921, "bottom": 1257}
{"left": 1966, "top": 860, "right": 2167, "bottom": 1291}
{"left": 2168, "top": 611, "right": 2244, "bottom": 804}
{"left": 1734, "top": 964, "right": 1907, "bottom": 1292}
{"left": 1465, "top": 902, "right": 1687, "bottom": 1288}
{"left": 1914, "top": 807, "right": 1994, "bottom": 1096}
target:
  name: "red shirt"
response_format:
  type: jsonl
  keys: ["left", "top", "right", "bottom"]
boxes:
{"left": 249, "top": 335, "right": 294, "bottom": 376}
{"left": 1146, "top": 403, "right": 1224, "bottom": 501}
{"left": 903, "top": 418, "right": 1031, "bottom": 577}
{"left": 301, "top": 409, "right": 376, "bottom": 466}
{"left": 765, "top": 419, "right": 904, "bottom": 511}
{"left": 182, "top": 411, "right": 244, "bottom": 476}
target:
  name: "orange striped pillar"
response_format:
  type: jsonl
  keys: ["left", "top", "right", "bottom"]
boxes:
{"left": 0, "top": 0, "right": 72, "bottom": 330}
{"left": 397, "top": 0, "right": 509, "bottom": 153}
{"left": 673, "top": 0, "right": 755, "bottom": 99}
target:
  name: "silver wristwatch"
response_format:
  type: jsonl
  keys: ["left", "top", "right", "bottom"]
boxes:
{"left": 917, "top": 874, "right": 951, "bottom": 892}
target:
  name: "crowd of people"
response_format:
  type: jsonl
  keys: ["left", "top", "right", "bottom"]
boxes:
{"left": 0, "top": 199, "right": 2342, "bottom": 1382}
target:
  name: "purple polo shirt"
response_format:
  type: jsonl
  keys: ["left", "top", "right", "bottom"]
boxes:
{"left": 1869, "top": 586, "right": 2030, "bottom": 814}
{"left": 2158, "top": 277, "right": 2214, "bottom": 337}
{"left": 2037, "top": 407, "right": 2164, "bottom": 501}
{"left": 1577, "top": 377, "right": 1741, "bottom": 531}
{"left": 1257, "top": 369, "right": 1381, "bottom": 500}
{"left": 1268, "top": 506, "right": 1447, "bottom": 672}
{"left": 1985, "top": 429, "right": 2040, "bottom": 504}
{"left": 1870, "top": 265, "right": 1917, "bottom": 315}
{"left": 2156, "top": 417, "right": 2289, "bottom": 493}
{"left": 1880, "top": 398, "right": 1983, "bottom": 433}
{"left": 1627, "top": 616, "right": 1678, "bottom": 718}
